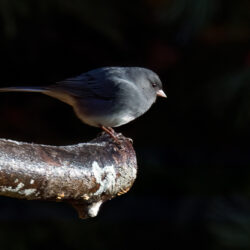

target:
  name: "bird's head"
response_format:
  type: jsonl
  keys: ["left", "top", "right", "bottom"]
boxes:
{"left": 128, "top": 67, "right": 167, "bottom": 100}
{"left": 146, "top": 69, "right": 167, "bottom": 99}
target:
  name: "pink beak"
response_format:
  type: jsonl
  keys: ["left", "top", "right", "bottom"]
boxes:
{"left": 157, "top": 89, "right": 167, "bottom": 98}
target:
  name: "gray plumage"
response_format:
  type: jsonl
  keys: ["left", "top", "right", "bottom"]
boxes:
{"left": 0, "top": 67, "right": 166, "bottom": 128}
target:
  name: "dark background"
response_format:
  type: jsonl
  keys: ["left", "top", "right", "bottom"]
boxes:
{"left": 0, "top": 0, "right": 250, "bottom": 249}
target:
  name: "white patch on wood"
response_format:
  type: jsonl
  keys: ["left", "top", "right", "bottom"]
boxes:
{"left": 14, "top": 178, "right": 19, "bottom": 183}
{"left": 88, "top": 201, "right": 103, "bottom": 217}
{"left": 30, "top": 179, "right": 34, "bottom": 184}
{"left": 82, "top": 194, "right": 90, "bottom": 200}
{"left": 22, "top": 189, "right": 37, "bottom": 196}
{"left": 92, "top": 161, "right": 116, "bottom": 195}
{"left": 132, "top": 166, "right": 137, "bottom": 178}
{"left": 0, "top": 182, "right": 37, "bottom": 196}
{"left": 5, "top": 139, "right": 23, "bottom": 145}
{"left": 35, "top": 191, "right": 40, "bottom": 197}
{"left": 0, "top": 182, "right": 24, "bottom": 193}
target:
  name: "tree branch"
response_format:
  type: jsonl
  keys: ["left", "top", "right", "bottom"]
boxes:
{"left": 0, "top": 132, "right": 137, "bottom": 219}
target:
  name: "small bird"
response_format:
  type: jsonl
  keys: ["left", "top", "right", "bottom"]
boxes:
{"left": 0, "top": 67, "right": 166, "bottom": 138}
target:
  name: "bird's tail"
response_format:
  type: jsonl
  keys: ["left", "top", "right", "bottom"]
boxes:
{"left": 0, "top": 86, "right": 47, "bottom": 93}
{"left": 0, "top": 86, "right": 75, "bottom": 106}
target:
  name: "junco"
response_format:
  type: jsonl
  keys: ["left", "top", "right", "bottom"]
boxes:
{"left": 0, "top": 67, "right": 166, "bottom": 138}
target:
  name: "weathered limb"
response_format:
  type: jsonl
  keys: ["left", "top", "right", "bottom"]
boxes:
{"left": 0, "top": 132, "right": 137, "bottom": 219}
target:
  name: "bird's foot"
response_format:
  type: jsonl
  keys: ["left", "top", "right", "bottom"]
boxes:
{"left": 101, "top": 126, "right": 120, "bottom": 144}
{"left": 100, "top": 126, "right": 132, "bottom": 150}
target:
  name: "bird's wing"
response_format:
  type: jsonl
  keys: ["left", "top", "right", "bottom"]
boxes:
{"left": 52, "top": 72, "right": 117, "bottom": 101}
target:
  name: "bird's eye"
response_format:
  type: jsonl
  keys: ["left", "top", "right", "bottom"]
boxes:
{"left": 152, "top": 83, "right": 157, "bottom": 88}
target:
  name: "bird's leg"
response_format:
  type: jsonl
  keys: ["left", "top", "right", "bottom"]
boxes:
{"left": 106, "top": 127, "right": 115, "bottom": 134}
{"left": 100, "top": 126, "right": 119, "bottom": 142}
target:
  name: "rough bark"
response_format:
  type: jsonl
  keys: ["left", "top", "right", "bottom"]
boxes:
{"left": 0, "top": 132, "right": 137, "bottom": 219}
